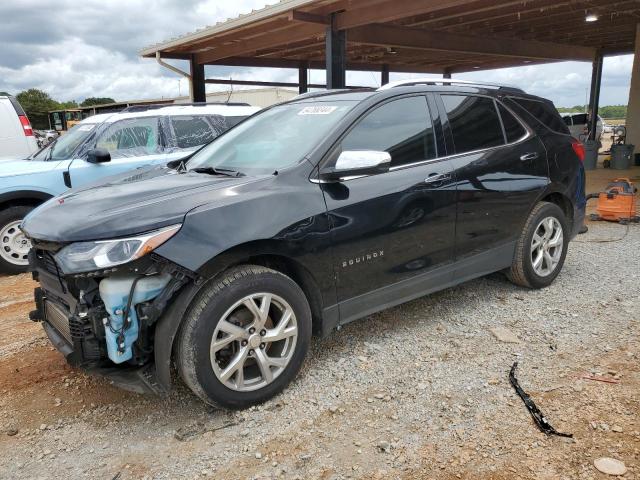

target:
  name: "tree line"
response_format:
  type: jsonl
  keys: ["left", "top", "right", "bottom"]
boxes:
{"left": 557, "top": 105, "right": 627, "bottom": 119}
{"left": 0, "top": 88, "right": 115, "bottom": 129}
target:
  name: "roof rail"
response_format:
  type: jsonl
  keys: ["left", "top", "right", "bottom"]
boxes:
{"left": 118, "top": 102, "right": 251, "bottom": 113}
{"left": 377, "top": 77, "right": 524, "bottom": 93}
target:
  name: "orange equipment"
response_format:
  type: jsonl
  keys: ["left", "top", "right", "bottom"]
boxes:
{"left": 587, "top": 178, "right": 639, "bottom": 224}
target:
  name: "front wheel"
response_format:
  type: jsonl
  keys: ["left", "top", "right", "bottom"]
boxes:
{"left": 507, "top": 202, "right": 569, "bottom": 289}
{"left": 0, "top": 206, "right": 34, "bottom": 275}
{"left": 176, "top": 265, "right": 312, "bottom": 409}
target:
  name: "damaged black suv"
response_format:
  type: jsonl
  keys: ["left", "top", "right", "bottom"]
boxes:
{"left": 23, "top": 79, "right": 586, "bottom": 408}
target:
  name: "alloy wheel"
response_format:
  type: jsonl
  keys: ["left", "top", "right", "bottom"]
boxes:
{"left": 530, "top": 216, "right": 563, "bottom": 277}
{"left": 0, "top": 220, "right": 30, "bottom": 267}
{"left": 210, "top": 293, "right": 298, "bottom": 392}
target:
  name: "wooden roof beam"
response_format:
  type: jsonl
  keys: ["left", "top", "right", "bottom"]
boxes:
{"left": 195, "top": 23, "right": 325, "bottom": 64}
{"left": 347, "top": 23, "right": 596, "bottom": 62}
{"left": 288, "top": 9, "right": 330, "bottom": 24}
{"left": 405, "top": 0, "right": 579, "bottom": 29}
{"left": 334, "top": 0, "right": 480, "bottom": 30}
{"left": 206, "top": 55, "right": 445, "bottom": 74}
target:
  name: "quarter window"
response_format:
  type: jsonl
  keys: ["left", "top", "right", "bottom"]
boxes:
{"left": 497, "top": 104, "right": 527, "bottom": 143}
{"left": 340, "top": 96, "right": 436, "bottom": 168}
{"left": 506, "top": 97, "right": 570, "bottom": 135}
{"left": 442, "top": 95, "right": 504, "bottom": 154}
{"left": 95, "top": 117, "right": 160, "bottom": 158}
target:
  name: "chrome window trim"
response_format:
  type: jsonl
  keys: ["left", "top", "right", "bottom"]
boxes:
{"left": 310, "top": 94, "right": 535, "bottom": 183}
{"left": 311, "top": 130, "right": 532, "bottom": 182}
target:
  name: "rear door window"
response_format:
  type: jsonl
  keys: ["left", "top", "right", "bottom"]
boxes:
{"left": 506, "top": 97, "right": 570, "bottom": 135}
{"left": 340, "top": 96, "right": 436, "bottom": 168}
{"left": 497, "top": 104, "right": 527, "bottom": 143}
{"left": 170, "top": 116, "right": 217, "bottom": 149}
{"left": 223, "top": 116, "right": 248, "bottom": 129}
{"left": 441, "top": 95, "right": 504, "bottom": 154}
{"left": 168, "top": 115, "right": 249, "bottom": 149}
{"left": 8, "top": 97, "right": 26, "bottom": 116}
{"left": 571, "top": 113, "right": 588, "bottom": 125}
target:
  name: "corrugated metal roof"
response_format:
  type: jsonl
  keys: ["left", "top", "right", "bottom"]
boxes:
{"left": 139, "top": 0, "right": 318, "bottom": 56}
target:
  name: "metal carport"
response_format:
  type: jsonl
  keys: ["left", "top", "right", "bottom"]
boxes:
{"left": 140, "top": 0, "right": 640, "bottom": 146}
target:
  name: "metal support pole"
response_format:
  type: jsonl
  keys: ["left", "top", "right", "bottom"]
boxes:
{"left": 299, "top": 61, "right": 309, "bottom": 94}
{"left": 190, "top": 55, "right": 206, "bottom": 103}
{"left": 325, "top": 13, "right": 346, "bottom": 89}
{"left": 443, "top": 68, "right": 452, "bottom": 79}
{"left": 381, "top": 64, "right": 390, "bottom": 86}
{"left": 587, "top": 52, "right": 603, "bottom": 141}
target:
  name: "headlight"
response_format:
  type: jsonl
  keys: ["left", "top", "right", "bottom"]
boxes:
{"left": 55, "top": 224, "right": 181, "bottom": 274}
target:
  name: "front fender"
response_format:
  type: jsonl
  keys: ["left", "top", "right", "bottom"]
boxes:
{"left": 0, "top": 189, "right": 55, "bottom": 207}
{"left": 153, "top": 281, "right": 204, "bottom": 392}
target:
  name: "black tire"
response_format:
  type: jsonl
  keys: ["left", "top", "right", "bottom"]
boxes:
{"left": 176, "top": 265, "right": 312, "bottom": 409}
{"left": 507, "top": 202, "right": 569, "bottom": 289}
{"left": 0, "top": 206, "right": 34, "bottom": 275}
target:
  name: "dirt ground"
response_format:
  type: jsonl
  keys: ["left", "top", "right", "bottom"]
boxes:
{"left": 0, "top": 168, "right": 638, "bottom": 480}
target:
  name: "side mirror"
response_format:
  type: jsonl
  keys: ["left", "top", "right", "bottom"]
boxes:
{"left": 86, "top": 148, "right": 111, "bottom": 164}
{"left": 319, "top": 150, "right": 391, "bottom": 181}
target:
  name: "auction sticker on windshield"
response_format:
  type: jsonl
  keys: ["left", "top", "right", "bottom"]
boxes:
{"left": 77, "top": 124, "right": 95, "bottom": 131}
{"left": 298, "top": 106, "right": 338, "bottom": 115}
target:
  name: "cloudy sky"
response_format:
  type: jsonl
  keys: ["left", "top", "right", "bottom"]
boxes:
{"left": 0, "top": 0, "right": 634, "bottom": 107}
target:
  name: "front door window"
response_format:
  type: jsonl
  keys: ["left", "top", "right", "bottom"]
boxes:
{"left": 95, "top": 117, "right": 160, "bottom": 158}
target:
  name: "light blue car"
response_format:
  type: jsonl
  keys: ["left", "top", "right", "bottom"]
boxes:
{"left": 0, "top": 103, "right": 260, "bottom": 273}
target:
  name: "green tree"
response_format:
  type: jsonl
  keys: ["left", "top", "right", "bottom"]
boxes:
{"left": 599, "top": 105, "right": 626, "bottom": 119}
{"left": 58, "top": 100, "right": 79, "bottom": 109}
{"left": 80, "top": 97, "right": 115, "bottom": 107}
{"left": 16, "top": 88, "right": 59, "bottom": 129}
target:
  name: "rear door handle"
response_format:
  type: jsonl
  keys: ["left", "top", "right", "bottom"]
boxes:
{"left": 520, "top": 152, "right": 539, "bottom": 161}
{"left": 424, "top": 173, "right": 451, "bottom": 185}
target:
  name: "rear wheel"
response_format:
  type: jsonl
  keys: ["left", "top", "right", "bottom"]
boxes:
{"left": 0, "top": 206, "right": 34, "bottom": 275}
{"left": 507, "top": 202, "right": 568, "bottom": 289}
{"left": 176, "top": 265, "right": 312, "bottom": 409}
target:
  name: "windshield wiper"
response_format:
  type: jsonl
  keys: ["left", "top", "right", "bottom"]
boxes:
{"left": 190, "top": 166, "right": 245, "bottom": 177}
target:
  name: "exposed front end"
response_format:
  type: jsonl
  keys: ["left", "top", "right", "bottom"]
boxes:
{"left": 27, "top": 230, "right": 195, "bottom": 394}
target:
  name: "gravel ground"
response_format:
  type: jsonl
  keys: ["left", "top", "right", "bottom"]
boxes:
{"left": 0, "top": 221, "right": 638, "bottom": 480}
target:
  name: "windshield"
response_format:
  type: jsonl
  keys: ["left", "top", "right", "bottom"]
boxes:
{"left": 32, "top": 123, "right": 98, "bottom": 161}
{"left": 187, "top": 101, "right": 357, "bottom": 174}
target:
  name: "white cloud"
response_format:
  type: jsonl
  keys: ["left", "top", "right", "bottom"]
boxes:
{"left": 0, "top": 1, "right": 635, "bottom": 107}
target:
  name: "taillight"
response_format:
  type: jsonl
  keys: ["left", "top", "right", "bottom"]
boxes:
{"left": 571, "top": 139, "right": 585, "bottom": 162}
{"left": 18, "top": 115, "right": 34, "bottom": 136}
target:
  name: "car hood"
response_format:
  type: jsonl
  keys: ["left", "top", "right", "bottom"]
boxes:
{"left": 22, "top": 166, "right": 268, "bottom": 243}
{"left": 0, "top": 158, "right": 58, "bottom": 177}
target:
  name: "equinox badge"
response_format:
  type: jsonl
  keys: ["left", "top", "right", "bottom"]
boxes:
{"left": 342, "top": 250, "right": 384, "bottom": 268}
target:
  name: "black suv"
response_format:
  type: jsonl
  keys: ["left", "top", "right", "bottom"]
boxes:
{"left": 23, "top": 79, "right": 586, "bottom": 408}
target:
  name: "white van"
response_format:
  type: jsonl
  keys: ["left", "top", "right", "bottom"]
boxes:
{"left": 561, "top": 112, "right": 603, "bottom": 141}
{"left": 0, "top": 95, "right": 39, "bottom": 161}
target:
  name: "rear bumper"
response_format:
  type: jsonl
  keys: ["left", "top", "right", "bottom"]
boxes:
{"left": 571, "top": 203, "right": 586, "bottom": 239}
{"left": 570, "top": 164, "right": 587, "bottom": 239}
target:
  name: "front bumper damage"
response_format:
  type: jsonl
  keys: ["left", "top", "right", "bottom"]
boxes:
{"left": 29, "top": 244, "right": 199, "bottom": 395}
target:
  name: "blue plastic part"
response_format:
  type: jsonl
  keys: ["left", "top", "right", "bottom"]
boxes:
{"left": 99, "top": 274, "right": 171, "bottom": 364}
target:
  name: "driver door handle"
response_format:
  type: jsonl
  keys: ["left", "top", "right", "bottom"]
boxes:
{"left": 520, "top": 152, "right": 539, "bottom": 161}
{"left": 424, "top": 173, "right": 451, "bottom": 186}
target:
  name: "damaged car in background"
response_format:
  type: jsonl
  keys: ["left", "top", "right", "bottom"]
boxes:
{"left": 22, "top": 79, "right": 586, "bottom": 408}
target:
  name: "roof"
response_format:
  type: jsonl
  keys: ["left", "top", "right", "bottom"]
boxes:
{"left": 140, "top": 0, "right": 637, "bottom": 74}
{"left": 79, "top": 104, "right": 261, "bottom": 124}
